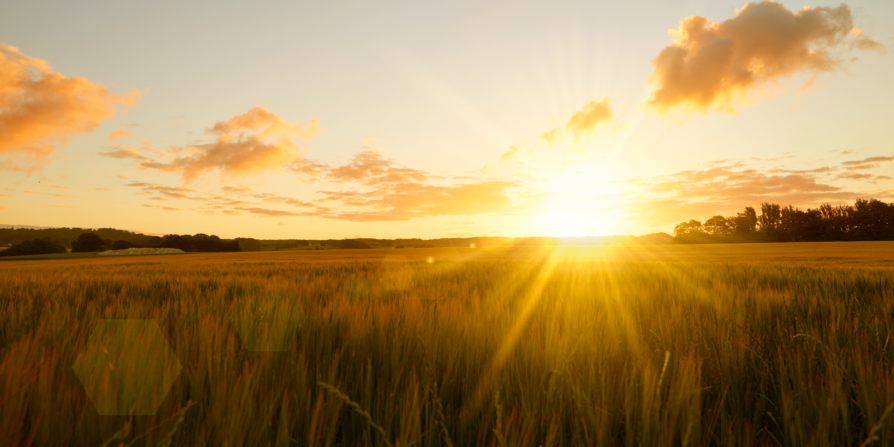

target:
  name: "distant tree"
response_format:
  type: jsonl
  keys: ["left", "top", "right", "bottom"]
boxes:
{"left": 395, "top": 245, "right": 405, "bottom": 249}
{"left": 220, "top": 240, "right": 243, "bottom": 252}
{"left": 732, "top": 207, "right": 758, "bottom": 238}
{"left": 673, "top": 220, "right": 704, "bottom": 238}
{"left": 191, "top": 234, "right": 222, "bottom": 252}
{"left": 673, "top": 199, "right": 894, "bottom": 244}
{"left": 234, "top": 238, "right": 261, "bottom": 252}
{"left": 162, "top": 234, "right": 192, "bottom": 251}
{"left": 112, "top": 240, "right": 133, "bottom": 250}
{"left": 759, "top": 203, "right": 782, "bottom": 241}
{"left": 339, "top": 239, "right": 371, "bottom": 249}
{"left": 71, "top": 233, "right": 106, "bottom": 253}
{"left": 0, "top": 239, "right": 67, "bottom": 257}
{"left": 703, "top": 216, "right": 732, "bottom": 236}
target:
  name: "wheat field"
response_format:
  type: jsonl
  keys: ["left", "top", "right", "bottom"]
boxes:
{"left": 1, "top": 242, "right": 893, "bottom": 446}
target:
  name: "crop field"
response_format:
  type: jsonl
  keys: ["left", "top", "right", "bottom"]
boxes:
{"left": 1, "top": 242, "right": 894, "bottom": 446}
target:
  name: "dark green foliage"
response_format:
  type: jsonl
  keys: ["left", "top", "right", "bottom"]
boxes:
{"left": 111, "top": 240, "right": 133, "bottom": 250}
{"left": 234, "top": 238, "right": 261, "bottom": 252}
{"left": 674, "top": 198, "right": 894, "bottom": 243}
{"left": 71, "top": 233, "right": 106, "bottom": 253}
{"left": 0, "top": 228, "right": 243, "bottom": 253}
{"left": 0, "top": 227, "right": 154, "bottom": 248}
{"left": 0, "top": 238, "right": 66, "bottom": 256}
{"left": 338, "top": 239, "right": 371, "bottom": 249}
{"left": 160, "top": 234, "right": 242, "bottom": 252}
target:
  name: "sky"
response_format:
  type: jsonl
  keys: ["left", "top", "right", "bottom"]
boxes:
{"left": 0, "top": 0, "right": 891, "bottom": 239}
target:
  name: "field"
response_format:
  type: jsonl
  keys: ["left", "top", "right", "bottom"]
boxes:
{"left": 1, "top": 242, "right": 893, "bottom": 446}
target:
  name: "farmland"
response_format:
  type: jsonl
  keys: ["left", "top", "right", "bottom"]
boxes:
{"left": 1, "top": 242, "right": 893, "bottom": 446}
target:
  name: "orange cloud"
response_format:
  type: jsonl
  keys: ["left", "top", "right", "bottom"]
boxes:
{"left": 140, "top": 106, "right": 319, "bottom": 183}
{"left": 536, "top": 98, "right": 613, "bottom": 145}
{"left": 565, "top": 98, "right": 612, "bottom": 140}
{"left": 500, "top": 145, "right": 522, "bottom": 161}
{"left": 327, "top": 150, "right": 428, "bottom": 185}
{"left": 646, "top": 1, "right": 884, "bottom": 112}
{"left": 109, "top": 128, "right": 131, "bottom": 141}
{"left": 100, "top": 147, "right": 147, "bottom": 160}
{"left": 539, "top": 128, "right": 562, "bottom": 144}
{"left": 0, "top": 45, "right": 140, "bottom": 168}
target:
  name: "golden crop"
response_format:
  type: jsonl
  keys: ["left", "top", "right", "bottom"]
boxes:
{"left": 1, "top": 242, "right": 893, "bottom": 446}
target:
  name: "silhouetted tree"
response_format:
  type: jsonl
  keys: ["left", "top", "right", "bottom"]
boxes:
{"left": 673, "top": 199, "right": 894, "bottom": 244}
{"left": 0, "top": 239, "right": 66, "bottom": 257}
{"left": 673, "top": 220, "right": 705, "bottom": 238}
{"left": 234, "top": 238, "right": 261, "bottom": 252}
{"left": 71, "top": 233, "right": 106, "bottom": 252}
{"left": 704, "top": 216, "right": 732, "bottom": 236}
{"left": 112, "top": 240, "right": 133, "bottom": 250}
{"left": 162, "top": 234, "right": 193, "bottom": 251}
{"left": 338, "top": 239, "right": 371, "bottom": 249}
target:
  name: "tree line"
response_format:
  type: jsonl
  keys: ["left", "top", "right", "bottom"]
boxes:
{"left": 1, "top": 230, "right": 261, "bottom": 257}
{"left": 673, "top": 198, "right": 894, "bottom": 243}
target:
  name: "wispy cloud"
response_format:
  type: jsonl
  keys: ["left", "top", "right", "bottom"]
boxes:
{"left": 100, "top": 147, "right": 147, "bottom": 160}
{"left": 109, "top": 128, "right": 132, "bottom": 141}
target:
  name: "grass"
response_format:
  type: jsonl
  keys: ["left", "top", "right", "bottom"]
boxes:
{"left": 0, "top": 242, "right": 893, "bottom": 446}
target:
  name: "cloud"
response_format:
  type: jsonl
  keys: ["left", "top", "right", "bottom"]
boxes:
{"left": 838, "top": 172, "right": 872, "bottom": 181}
{"left": 841, "top": 155, "right": 894, "bottom": 166}
{"left": 500, "top": 145, "right": 523, "bottom": 162}
{"left": 24, "top": 190, "right": 73, "bottom": 198}
{"left": 565, "top": 98, "right": 612, "bottom": 141}
{"left": 99, "top": 147, "right": 147, "bottom": 160}
{"left": 796, "top": 78, "right": 815, "bottom": 95}
{"left": 327, "top": 150, "right": 428, "bottom": 185}
{"left": 539, "top": 128, "right": 562, "bottom": 144}
{"left": 143, "top": 204, "right": 180, "bottom": 211}
{"left": 277, "top": 222, "right": 286, "bottom": 225}
{"left": 236, "top": 207, "right": 303, "bottom": 217}
{"left": 646, "top": 1, "right": 884, "bottom": 112}
{"left": 536, "top": 98, "right": 613, "bottom": 144}
{"left": 126, "top": 181, "right": 197, "bottom": 200}
{"left": 850, "top": 27, "right": 886, "bottom": 52}
{"left": 88, "top": 188, "right": 110, "bottom": 192}
{"left": 289, "top": 159, "right": 328, "bottom": 180}
{"left": 0, "top": 45, "right": 141, "bottom": 168}
{"left": 140, "top": 106, "right": 319, "bottom": 183}
{"left": 252, "top": 192, "right": 315, "bottom": 207}
{"left": 221, "top": 185, "right": 252, "bottom": 195}
{"left": 109, "top": 128, "right": 131, "bottom": 141}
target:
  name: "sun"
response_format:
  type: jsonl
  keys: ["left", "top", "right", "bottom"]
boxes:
{"left": 538, "top": 165, "right": 625, "bottom": 237}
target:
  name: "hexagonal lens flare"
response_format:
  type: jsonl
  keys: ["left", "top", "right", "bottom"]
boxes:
{"left": 72, "top": 319, "right": 181, "bottom": 415}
